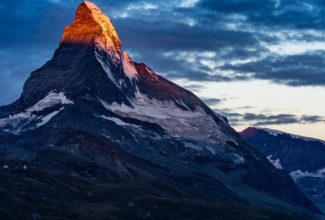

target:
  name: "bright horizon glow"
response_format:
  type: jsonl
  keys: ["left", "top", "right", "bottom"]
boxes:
{"left": 174, "top": 79, "right": 325, "bottom": 140}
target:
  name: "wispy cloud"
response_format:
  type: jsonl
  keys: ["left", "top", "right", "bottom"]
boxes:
{"left": 220, "top": 110, "right": 325, "bottom": 126}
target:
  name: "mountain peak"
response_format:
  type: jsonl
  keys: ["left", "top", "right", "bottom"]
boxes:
{"left": 240, "top": 127, "right": 258, "bottom": 139}
{"left": 61, "top": 1, "right": 121, "bottom": 54}
{"left": 83, "top": 0, "right": 100, "bottom": 10}
{"left": 0, "top": 1, "right": 321, "bottom": 217}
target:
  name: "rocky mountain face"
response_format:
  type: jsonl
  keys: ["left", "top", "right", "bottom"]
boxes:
{"left": 0, "top": 1, "right": 321, "bottom": 219}
{"left": 241, "top": 127, "right": 325, "bottom": 213}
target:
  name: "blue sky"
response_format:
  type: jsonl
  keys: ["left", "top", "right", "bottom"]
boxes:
{"left": 0, "top": 0, "right": 325, "bottom": 139}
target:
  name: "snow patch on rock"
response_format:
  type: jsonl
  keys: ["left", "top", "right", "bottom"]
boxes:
{"left": 267, "top": 155, "right": 283, "bottom": 169}
{"left": 108, "top": 90, "right": 204, "bottom": 120}
{"left": 290, "top": 168, "right": 325, "bottom": 181}
{"left": 28, "top": 91, "right": 73, "bottom": 112}
{"left": 99, "top": 90, "right": 238, "bottom": 148}
{"left": 0, "top": 92, "right": 72, "bottom": 132}
{"left": 99, "top": 115, "right": 141, "bottom": 128}
{"left": 36, "top": 108, "right": 65, "bottom": 127}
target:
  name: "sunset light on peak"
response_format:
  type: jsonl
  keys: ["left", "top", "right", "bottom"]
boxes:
{"left": 61, "top": 1, "right": 121, "bottom": 54}
{"left": 123, "top": 51, "right": 138, "bottom": 79}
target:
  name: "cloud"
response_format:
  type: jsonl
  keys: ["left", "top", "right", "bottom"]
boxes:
{"left": 221, "top": 51, "right": 325, "bottom": 86}
{"left": 116, "top": 19, "right": 262, "bottom": 52}
{"left": 182, "top": 84, "right": 204, "bottom": 92}
{"left": 198, "top": 0, "right": 325, "bottom": 30}
{"left": 221, "top": 111, "right": 325, "bottom": 126}
{"left": 177, "top": 0, "right": 200, "bottom": 8}
{"left": 109, "top": 0, "right": 325, "bottom": 86}
{"left": 0, "top": 0, "right": 74, "bottom": 49}
{"left": 0, "top": 49, "right": 53, "bottom": 104}
{"left": 244, "top": 113, "right": 299, "bottom": 125}
{"left": 201, "top": 97, "right": 223, "bottom": 106}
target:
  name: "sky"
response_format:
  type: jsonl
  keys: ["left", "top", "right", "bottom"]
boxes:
{"left": 0, "top": 0, "right": 324, "bottom": 139}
